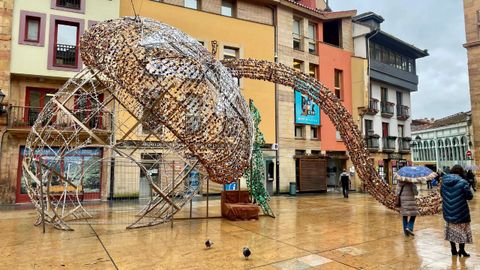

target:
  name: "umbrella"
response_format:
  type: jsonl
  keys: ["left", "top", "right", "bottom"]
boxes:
{"left": 394, "top": 166, "right": 437, "bottom": 183}
{"left": 464, "top": 165, "right": 479, "bottom": 171}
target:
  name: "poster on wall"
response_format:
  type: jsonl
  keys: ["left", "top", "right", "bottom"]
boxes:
{"left": 294, "top": 91, "right": 320, "bottom": 125}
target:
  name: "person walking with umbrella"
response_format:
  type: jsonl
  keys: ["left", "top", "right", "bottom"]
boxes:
{"left": 395, "top": 166, "right": 437, "bottom": 237}
{"left": 441, "top": 165, "right": 473, "bottom": 257}
{"left": 465, "top": 169, "right": 476, "bottom": 192}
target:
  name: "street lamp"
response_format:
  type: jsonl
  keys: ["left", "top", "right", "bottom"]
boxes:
{"left": 0, "top": 89, "right": 5, "bottom": 113}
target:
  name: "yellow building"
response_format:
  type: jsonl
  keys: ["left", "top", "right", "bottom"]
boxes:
{"left": 0, "top": 0, "right": 120, "bottom": 203}
{"left": 117, "top": 0, "right": 276, "bottom": 194}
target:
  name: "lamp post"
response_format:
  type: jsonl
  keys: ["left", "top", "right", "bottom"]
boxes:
{"left": 0, "top": 89, "right": 5, "bottom": 113}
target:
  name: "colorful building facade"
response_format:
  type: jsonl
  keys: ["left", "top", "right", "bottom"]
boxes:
{"left": 0, "top": 0, "right": 120, "bottom": 203}
{"left": 351, "top": 12, "right": 428, "bottom": 189}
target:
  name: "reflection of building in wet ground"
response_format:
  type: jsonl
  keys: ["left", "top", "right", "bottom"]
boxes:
{"left": 1, "top": 193, "right": 479, "bottom": 269}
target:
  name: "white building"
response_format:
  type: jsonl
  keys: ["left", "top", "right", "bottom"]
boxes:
{"left": 411, "top": 111, "right": 474, "bottom": 171}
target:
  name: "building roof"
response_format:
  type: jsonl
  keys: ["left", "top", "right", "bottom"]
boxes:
{"left": 353, "top": 12, "right": 384, "bottom": 24}
{"left": 282, "top": 0, "right": 356, "bottom": 20}
{"left": 412, "top": 111, "right": 471, "bottom": 132}
{"left": 370, "top": 30, "right": 429, "bottom": 58}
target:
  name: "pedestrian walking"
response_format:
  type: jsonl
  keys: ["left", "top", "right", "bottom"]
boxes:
{"left": 339, "top": 169, "right": 350, "bottom": 198}
{"left": 397, "top": 181, "right": 418, "bottom": 236}
{"left": 465, "top": 170, "right": 476, "bottom": 192}
{"left": 441, "top": 165, "right": 473, "bottom": 257}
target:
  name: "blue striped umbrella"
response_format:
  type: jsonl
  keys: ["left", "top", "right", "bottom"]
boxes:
{"left": 394, "top": 166, "right": 437, "bottom": 183}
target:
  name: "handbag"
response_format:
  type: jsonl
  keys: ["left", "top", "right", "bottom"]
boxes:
{"left": 395, "top": 185, "right": 405, "bottom": 208}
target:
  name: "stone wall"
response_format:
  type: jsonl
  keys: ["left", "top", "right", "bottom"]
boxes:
{"left": 0, "top": 0, "right": 14, "bottom": 203}
{"left": 464, "top": 0, "right": 480, "bottom": 177}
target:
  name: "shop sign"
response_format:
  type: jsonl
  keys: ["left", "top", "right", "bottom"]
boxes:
{"left": 388, "top": 153, "right": 402, "bottom": 160}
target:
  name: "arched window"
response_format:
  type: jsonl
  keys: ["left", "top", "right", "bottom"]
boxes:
{"left": 424, "top": 141, "right": 430, "bottom": 160}
{"left": 461, "top": 136, "right": 468, "bottom": 160}
{"left": 453, "top": 137, "right": 460, "bottom": 161}
{"left": 430, "top": 140, "right": 436, "bottom": 161}
{"left": 445, "top": 139, "right": 452, "bottom": 161}
{"left": 438, "top": 140, "right": 444, "bottom": 161}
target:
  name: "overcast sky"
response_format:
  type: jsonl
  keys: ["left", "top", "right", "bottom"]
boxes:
{"left": 329, "top": 0, "right": 470, "bottom": 120}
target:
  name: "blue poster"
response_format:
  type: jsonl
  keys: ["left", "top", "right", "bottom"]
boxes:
{"left": 294, "top": 91, "right": 320, "bottom": 125}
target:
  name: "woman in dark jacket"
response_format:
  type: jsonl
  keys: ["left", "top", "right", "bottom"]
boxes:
{"left": 441, "top": 165, "right": 474, "bottom": 257}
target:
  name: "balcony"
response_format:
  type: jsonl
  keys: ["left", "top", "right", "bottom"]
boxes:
{"left": 398, "top": 137, "right": 412, "bottom": 153}
{"left": 382, "top": 136, "right": 397, "bottom": 152}
{"left": 55, "top": 44, "right": 77, "bottom": 67}
{"left": 56, "top": 0, "right": 81, "bottom": 9}
{"left": 7, "top": 106, "right": 111, "bottom": 132}
{"left": 365, "top": 135, "right": 380, "bottom": 151}
{"left": 380, "top": 101, "right": 395, "bottom": 118}
{"left": 364, "top": 98, "right": 379, "bottom": 115}
{"left": 397, "top": 105, "right": 410, "bottom": 121}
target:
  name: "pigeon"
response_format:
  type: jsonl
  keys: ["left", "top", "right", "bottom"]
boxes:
{"left": 205, "top": 239, "right": 213, "bottom": 249}
{"left": 243, "top": 247, "right": 251, "bottom": 260}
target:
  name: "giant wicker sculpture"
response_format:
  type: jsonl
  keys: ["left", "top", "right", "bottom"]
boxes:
{"left": 23, "top": 17, "right": 441, "bottom": 231}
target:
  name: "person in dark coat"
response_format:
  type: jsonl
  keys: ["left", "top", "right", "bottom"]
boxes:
{"left": 465, "top": 170, "right": 476, "bottom": 192}
{"left": 397, "top": 181, "right": 418, "bottom": 236}
{"left": 441, "top": 165, "right": 473, "bottom": 257}
{"left": 339, "top": 169, "right": 350, "bottom": 198}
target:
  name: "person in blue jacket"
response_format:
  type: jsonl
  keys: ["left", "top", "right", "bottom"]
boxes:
{"left": 441, "top": 165, "right": 474, "bottom": 257}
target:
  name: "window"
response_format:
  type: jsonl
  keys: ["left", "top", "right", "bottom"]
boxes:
{"left": 185, "top": 0, "right": 199, "bottom": 9}
{"left": 382, "top": 122, "right": 389, "bottom": 137}
{"left": 369, "top": 42, "right": 415, "bottom": 73}
{"left": 308, "top": 64, "right": 318, "bottom": 79}
{"left": 293, "top": 59, "right": 303, "bottom": 72}
{"left": 52, "top": 0, "right": 85, "bottom": 13}
{"left": 334, "top": 69, "right": 343, "bottom": 99}
{"left": 25, "top": 88, "right": 56, "bottom": 126}
{"left": 323, "top": 20, "right": 341, "bottom": 47}
{"left": 365, "top": 119, "right": 373, "bottom": 137}
{"left": 307, "top": 22, "right": 317, "bottom": 54}
{"left": 223, "top": 46, "right": 240, "bottom": 85}
{"left": 398, "top": 125, "right": 404, "bottom": 138}
{"left": 74, "top": 94, "right": 104, "bottom": 129}
{"left": 56, "top": 0, "right": 81, "bottom": 9}
{"left": 311, "top": 150, "right": 321, "bottom": 155}
{"left": 295, "top": 125, "right": 304, "bottom": 138}
{"left": 221, "top": 0, "right": 235, "bottom": 17}
{"left": 25, "top": 16, "right": 40, "bottom": 42}
{"left": 293, "top": 18, "right": 302, "bottom": 50}
{"left": 311, "top": 126, "right": 319, "bottom": 139}
{"left": 381, "top": 87, "right": 388, "bottom": 103}
{"left": 295, "top": 149, "right": 306, "bottom": 155}
{"left": 54, "top": 21, "right": 80, "bottom": 67}
{"left": 19, "top": 11, "right": 46, "bottom": 46}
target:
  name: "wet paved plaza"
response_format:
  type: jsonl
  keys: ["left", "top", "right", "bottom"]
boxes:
{"left": 1, "top": 191, "right": 479, "bottom": 269}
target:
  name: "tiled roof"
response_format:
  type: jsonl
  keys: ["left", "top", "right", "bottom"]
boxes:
{"left": 412, "top": 111, "right": 470, "bottom": 132}
{"left": 282, "top": 0, "right": 356, "bottom": 19}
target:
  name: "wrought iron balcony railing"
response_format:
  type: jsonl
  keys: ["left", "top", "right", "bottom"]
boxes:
{"left": 382, "top": 136, "right": 397, "bottom": 151}
{"left": 365, "top": 98, "right": 379, "bottom": 115}
{"left": 398, "top": 137, "right": 412, "bottom": 152}
{"left": 365, "top": 135, "right": 380, "bottom": 151}
{"left": 380, "top": 101, "right": 395, "bottom": 117}
{"left": 55, "top": 44, "right": 77, "bottom": 67}
{"left": 397, "top": 105, "right": 410, "bottom": 120}
{"left": 8, "top": 105, "right": 110, "bottom": 131}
